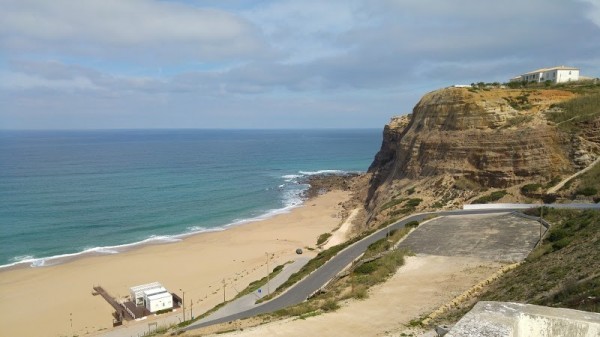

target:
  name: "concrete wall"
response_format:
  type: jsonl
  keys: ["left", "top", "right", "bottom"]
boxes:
{"left": 446, "top": 301, "right": 600, "bottom": 337}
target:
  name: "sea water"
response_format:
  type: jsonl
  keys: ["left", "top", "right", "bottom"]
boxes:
{"left": 0, "top": 129, "right": 381, "bottom": 268}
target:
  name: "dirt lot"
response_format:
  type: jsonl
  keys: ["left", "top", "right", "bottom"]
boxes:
{"left": 398, "top": 212, "right": 541, "bottom": 262}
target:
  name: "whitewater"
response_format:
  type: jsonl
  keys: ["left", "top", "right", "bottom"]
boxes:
{"left": 0, "top": 129, "right": 381, "bottom": 269}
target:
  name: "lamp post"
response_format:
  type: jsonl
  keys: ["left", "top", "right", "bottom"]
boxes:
{"left": 179, "top": 289, "right": 185, "bottom": 322}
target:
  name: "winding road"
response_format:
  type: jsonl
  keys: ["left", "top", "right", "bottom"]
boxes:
{"left": 184, "top": 207, "right": 554, "bottom": 331}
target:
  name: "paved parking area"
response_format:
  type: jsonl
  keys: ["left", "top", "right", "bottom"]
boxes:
{"left": 398, "top": 212, "right": 543, "bottom": 262}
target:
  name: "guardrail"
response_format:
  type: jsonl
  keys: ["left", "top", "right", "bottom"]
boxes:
{"left": 464, "top": 203, "right": 600, "bottom": 210}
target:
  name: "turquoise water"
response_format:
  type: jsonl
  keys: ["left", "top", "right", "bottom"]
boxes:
{"left": 0, "top": 129, "right": 381, "bottom": 268}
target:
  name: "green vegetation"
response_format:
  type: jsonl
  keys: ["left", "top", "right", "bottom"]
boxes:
{"left": 317, "top": 232, "right": 332, "bottom": 245}
{"left": 520, "top": 183, "right": 542, "bottom": 195}
{"left": 546, "top": 93, "right": 600, "bottom": 132}
{"left": 576, "top": 187, "right": 598, "bottom": 197}
{"left": 453, "top": 177, "right": 482, "bottom": 191}
{"left": 233, "top": 262, "right": 287, "bottom": 299}
{"left": 471, "top": 190, "right": 507, "bottom": 204}
{"left": 504, "top": 114, "right": 534, "bottom": 128}
{"left": 506, "top": 92, "right": 532, "bottom": 110}
{"left": 388, "top": 198, "right": 422, "bottom": 217}
{"left": 381, "top": 197, "right": 406, "bottom": 211}
{"left": 266, "top": 224, "right": 412, "bottom": 320}
{"left": 257, "top": 235, "right": 365, "bottom": 303}
{"left": 405, "top": 198, "right": 422, "bottom": 208}
{"left": 405, "top": 220, "right": 419, "bottom": 229}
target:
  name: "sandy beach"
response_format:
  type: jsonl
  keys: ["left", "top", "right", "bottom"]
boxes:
{"left": 0, "top": 190, "right": 351, "bottom": 337}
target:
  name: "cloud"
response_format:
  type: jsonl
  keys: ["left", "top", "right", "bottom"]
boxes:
{"left": 2, "top": 0, "right": 600, "bottom": 129}
{"left": 0, "top": 0, "right": 268, "bottom": 62}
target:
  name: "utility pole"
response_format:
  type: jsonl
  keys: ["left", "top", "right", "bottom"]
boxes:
{"left": 179, "top": 289, "right": 185, "bottom": 322}
{"left": 266, "top": 252, "right": 271, "bottom": 295}
{"left": 190, "top": 298, "right": 193, "bottom": 320}
{"left": 540, "top": 206, "right": 544, "bottom": 243}
{"left": 222, "top": 279, "right": 226, "bottom": 303}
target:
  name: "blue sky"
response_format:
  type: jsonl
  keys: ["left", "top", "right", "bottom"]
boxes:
{"left": 1, "top": 0, "right": 600, "bottom": 129}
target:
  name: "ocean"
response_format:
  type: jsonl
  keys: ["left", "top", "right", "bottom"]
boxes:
{"left": 0, "top": 129, "right": 381, "bottom": 269}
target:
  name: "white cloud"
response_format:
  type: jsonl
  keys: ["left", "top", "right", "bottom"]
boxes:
{"left": 243, "top": 0, "right": 368, "bottom": 63}
{"left": 0, "top": 0, "right": 267, "bottom": 62}
{"left": 579, "top": 0, "right": 600, "bottom": 27}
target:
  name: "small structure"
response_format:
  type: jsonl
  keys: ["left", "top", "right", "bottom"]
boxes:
{"left": 510, "top": 66, "right": 580, "bottom": 84}
{"left": 129, "top": 282, "right": 173, "bottom": 313}
{"left": 145, "top": 291, "right": 173, "bottom": 313}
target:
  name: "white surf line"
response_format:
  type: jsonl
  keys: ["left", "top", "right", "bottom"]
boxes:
{"left": 324, "top": 208, "right": 360, "bottom": 249}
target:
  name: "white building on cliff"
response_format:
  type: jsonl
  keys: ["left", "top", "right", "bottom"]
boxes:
{"left": 510, "top": 66, "right": 580, "bottom": 84}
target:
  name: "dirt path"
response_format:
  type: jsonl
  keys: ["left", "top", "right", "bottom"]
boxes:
{"left": 324, "top": 208, "right": 359, "bottom": 249}
{"left": 201, "top": 255, "right": 503, "bottom": 337}
{"left": 547, "top": 156, "right": 600, "bottom": 194}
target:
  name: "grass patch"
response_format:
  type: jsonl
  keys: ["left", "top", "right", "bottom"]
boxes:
{"left": 504, "top": 114, "right": 534, "bottom": 128}
{"left": 546, "top": 93, "right": 600, "bottom": 132}
{"left": 317, "top": 232, "right": 332, "bottom": 245}
{"left": 471, "top": 190, "right": 507, "bottom": 204}
{"left": 257, "top": 234, "right": 368, "bottom": 303}
{"left": 576, "top": 187, "right": 598, "bottom": 196}
{"left": 381, "top": 197, "right": 407, "bottom": 211}
{"left": 521, "top": 183, "right": 542, "bottom": 195}
{"left": 506, "top": 92, "right": 532, "bottom": 110}
{"left": 233, "top": 262, "right": 288, "bottom": 299}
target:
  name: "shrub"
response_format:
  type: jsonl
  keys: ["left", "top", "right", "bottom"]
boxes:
{"left": 321, "top": 299, "right": 340, "bottom": 312}
{"left": 405, "top": 198, "right": 422, "bottom": 207}
{"left": 472, "top": 190, "right": 508, "bottom": 204}
{"left": 381, "top": 198, "right": 406, "bottom": 211}
{"left": 552, "top": 237, "right": 572, "bottom": 251}
{"left": 521, "top": 183, "right": 542, "bottom": 195}
{"left": 405, "top": 220, "right": 419, "bottom": 229}
{"left": 576, "top": 187, "right": 598, "bottom": 196}
{"left": 542, "top": 194, "right": 558, "bottom": 204}
{"left": 548, "top": 228, "right": 568, "bottom": 242}
{"left": 317, "top": 232, "right": 332, "bottom": 245}
{"left": 354, "top": 262, "right": 377, "bottom": 274}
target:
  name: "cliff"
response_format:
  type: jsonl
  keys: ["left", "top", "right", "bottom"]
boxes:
{"left": 366, "top": 85, "right": 600, "bottom": 217}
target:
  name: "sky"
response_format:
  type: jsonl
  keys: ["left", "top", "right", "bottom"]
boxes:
{"left": 1, "top": 0, "right": 600, "bottom": 130}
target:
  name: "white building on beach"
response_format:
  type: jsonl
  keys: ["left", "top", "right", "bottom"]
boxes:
{"left": 129, "top": 282, "right": 173, "bottom": 313}
{"left": 510, "top": 66, "right": 580, "bottom": 84}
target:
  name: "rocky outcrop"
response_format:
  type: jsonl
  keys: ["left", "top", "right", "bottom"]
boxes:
{"left": 366, "top": 87, "right": 598, "bottom": 211}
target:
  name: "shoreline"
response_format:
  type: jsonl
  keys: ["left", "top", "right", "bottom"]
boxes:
{"left": 0, "top": 189, "right": 352, "bottom": 337}
{"left": 1, "top": 171, "right": 361, "bottom": 272}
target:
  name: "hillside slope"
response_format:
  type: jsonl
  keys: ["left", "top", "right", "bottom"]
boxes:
{"left": 365, "top": 84, "right": 600, "bottom": 226}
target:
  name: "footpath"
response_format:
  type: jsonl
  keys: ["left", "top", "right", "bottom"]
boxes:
{"left": 95, "top": 257, "right": 310, "bottom": 337}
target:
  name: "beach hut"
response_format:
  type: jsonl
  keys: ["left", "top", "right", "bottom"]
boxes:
{"left": 145, "top": 291, "right": 173, "bottom": 313}
{"left": 130, "top": 282, "right": 162, "bottom": 306}
{"left": 129, "top": 282, "right": 174, "bottom": 312}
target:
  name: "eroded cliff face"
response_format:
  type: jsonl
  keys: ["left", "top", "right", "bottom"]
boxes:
{"left": 366, "top": 87, "right": 599, "bottom": 211}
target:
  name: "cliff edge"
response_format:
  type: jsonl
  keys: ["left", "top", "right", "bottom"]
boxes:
{"left": 366, "top": 85, "right": 600, "bottom": 221}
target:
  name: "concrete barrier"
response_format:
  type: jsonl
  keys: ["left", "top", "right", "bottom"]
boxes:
{"left": 446, "top": 301, "right": 600, "bottom": 337}
{"left": 464, "top": 203, "right": 600, "bottom": 210}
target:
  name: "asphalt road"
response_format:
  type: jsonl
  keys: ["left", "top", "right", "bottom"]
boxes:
{"left": 184, "top": 208, "right": 528, "bottom": 331}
